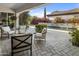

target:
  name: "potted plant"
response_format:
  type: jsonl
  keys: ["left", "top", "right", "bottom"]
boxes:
{"left": 10, "top": 16, "right": 16, "bottom": 20}
{"left": 69, "top": 28, "right": 79, "bottom": 46}
{"left": 35, "top": 24, "right": 47, "bottom": 33}
{"left": 10, "top": 16, "right": 16, "bottom": 28}
{"left": 2, "top": 19, "right": 7, "bottom": 26}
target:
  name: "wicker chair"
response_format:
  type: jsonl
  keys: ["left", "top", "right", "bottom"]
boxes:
{"left": 1, "top": 26, "right": 15, "bottom": 39}
{"left": 34, "top": 28, "right": 47, "bottom": 41}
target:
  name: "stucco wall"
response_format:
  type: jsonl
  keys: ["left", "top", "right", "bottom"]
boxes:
{"left": 48, "top": 14, "right": 79, "bottom": 21}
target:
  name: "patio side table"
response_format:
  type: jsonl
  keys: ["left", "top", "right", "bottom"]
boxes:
{"left": 11, "top": 33, "right": 33, "bottom": 56}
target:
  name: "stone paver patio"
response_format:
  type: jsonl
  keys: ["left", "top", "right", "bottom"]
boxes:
{"left": 0, "top": 29, "right": 79, "bottom": 56}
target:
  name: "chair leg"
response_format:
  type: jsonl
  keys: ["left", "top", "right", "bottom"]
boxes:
{"left": 30, "top": 46, "right": 32, "bottom": 56}
{"left": 11, "top": 51, "right": 13, "bottom": 56}
{"left": 8, "top": 33, "right": 10, "bottom": 39}
{"left": 1, "top": 29, "right": 3, "bottom": 39}
{"left": 11, "top": 37, "right": 13, "bottom": 56}
{"left": 1, "top": 33, "right": 2, "bottom": 39}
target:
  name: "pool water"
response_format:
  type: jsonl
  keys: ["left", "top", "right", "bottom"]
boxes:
{"left": 48, "top": 26, "right": 73, "bottom": 31}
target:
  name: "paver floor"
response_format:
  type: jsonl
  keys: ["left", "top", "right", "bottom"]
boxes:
{"left": 0, "top": 29, "right": 79, "bottom": 56}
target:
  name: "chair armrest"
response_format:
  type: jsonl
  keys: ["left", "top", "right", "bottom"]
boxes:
{"left": 34, "top": 32, "right": 37, "bottom": 34}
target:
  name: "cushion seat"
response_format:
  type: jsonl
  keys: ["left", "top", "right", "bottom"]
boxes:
{"left": 35, "top": 33, "right": 42, "bottom": 37}
{"left": 9, "top": 31, "right": 15, "bottom": 34}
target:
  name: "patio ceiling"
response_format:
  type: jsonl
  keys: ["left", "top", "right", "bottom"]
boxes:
{"left": 0, "top": 3, "right": 45, "bottom": 13}
{"left": 0, "top": 3, "right": 46, "bottom": 28}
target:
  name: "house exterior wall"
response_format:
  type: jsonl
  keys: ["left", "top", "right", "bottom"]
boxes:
{"left": 48, "top": 14, "right": 79, "bottom": 21}
{"left": 47, "top": 14, "right": 79, "bottom": 27}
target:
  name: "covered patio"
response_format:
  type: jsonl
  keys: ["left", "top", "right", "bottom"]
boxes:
{"left": 0, "top": 3, "right": 45, "bottom": 29}
{"left": 0, "top": 3, "right": 79, "bottom": 56}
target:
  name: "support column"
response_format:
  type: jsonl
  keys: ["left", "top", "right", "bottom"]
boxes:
{"left": 6, "top": 13, "right": 9, "bottom": 26}
{"left": 8, "top": 13, "right": 9, "bottom": 26}
{"left": 16, "top": 13, "right": 20, "bottom": 29}
{"left": 16, "top": 13, "right": 20, "bottom": 33}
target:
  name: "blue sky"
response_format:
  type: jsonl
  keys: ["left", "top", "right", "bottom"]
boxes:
{"left": 29, "top": 3, "right": 79, "bottom": 17}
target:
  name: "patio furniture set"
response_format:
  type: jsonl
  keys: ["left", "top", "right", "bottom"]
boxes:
{"left": 0, "top": 25, "right": 47, "bottom": 56}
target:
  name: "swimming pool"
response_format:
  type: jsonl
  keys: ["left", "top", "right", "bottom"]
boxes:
{"left": 48, "top": 26, "right": 73, "bottom": 31}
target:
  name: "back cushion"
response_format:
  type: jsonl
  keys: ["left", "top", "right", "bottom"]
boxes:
{"left": 2, "top": 26, "right": 11, "bottom": 32}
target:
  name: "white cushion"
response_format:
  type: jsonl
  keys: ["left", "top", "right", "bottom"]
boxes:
{"left": 26, "top": 27, "right": 35, "bottom": 34}
{"left": 9, "top": 31, "right": 15, "bottom": 34}
{"left": 19, "top": 25, "right": 26, "bottom": 33}
{"left": 2, "top": 26, "right": 15, "bottom": 34}
{"left": 35, "top": 33, "right": 42, "bottom": 37}
{"left": 2, "top": 26, "right": 11, "bottom": 32}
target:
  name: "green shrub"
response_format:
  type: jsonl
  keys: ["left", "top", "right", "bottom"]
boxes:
{"left": 35, "top": 24, "right": 47, "bottom": 33}
{"left": 69, "top": 28, "right": 79, "bottom": 46}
